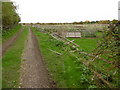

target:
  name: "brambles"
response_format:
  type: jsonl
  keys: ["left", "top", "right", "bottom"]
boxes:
{"left": 93, "top": 23, "right": 120, "bottom": 88}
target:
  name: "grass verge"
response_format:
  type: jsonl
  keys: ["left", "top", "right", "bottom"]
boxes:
{"left": 2, "top": 26, "right": 28, "bottom": 88}
{"left": 2, "top": 25, "right": 22, "bottom": 43}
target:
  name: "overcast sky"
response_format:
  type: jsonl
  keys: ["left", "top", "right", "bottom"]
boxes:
{"left": 11, "top": 0, "right": 120, "bottom": 23}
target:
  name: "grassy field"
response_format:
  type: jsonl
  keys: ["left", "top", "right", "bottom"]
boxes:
{"left": 2, "top": 27, "right": 28, "bottom": 88}
{"left": 2, "top": 25, "right": 22, "bottom": 43}
{"left": 68, "top": 38, "right": 99, "bottom": 53}
{"left": 33, "top": 29, "right": 98, "bottom": 88}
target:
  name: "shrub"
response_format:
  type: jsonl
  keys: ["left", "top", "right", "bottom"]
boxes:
{"left": 82, "top": 30, "right": 97, "bottom": 37}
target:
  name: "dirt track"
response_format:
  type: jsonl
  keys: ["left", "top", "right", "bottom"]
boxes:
{"left": 20, "top": 29, "right": 55, "bottom": 88}
{"left": 1, "top": 28, "right": 23, "bottom": 57}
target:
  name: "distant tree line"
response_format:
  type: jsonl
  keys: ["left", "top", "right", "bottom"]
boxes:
{"left": 24, "top": 19, "right": 118, "bottom": 25}
{"left": 2, "top": 1, "right": 20, "bottom": 30}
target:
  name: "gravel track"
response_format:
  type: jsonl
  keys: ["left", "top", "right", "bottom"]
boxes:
{"left": 20, "top": 29, "right": 55, "bottom": 88}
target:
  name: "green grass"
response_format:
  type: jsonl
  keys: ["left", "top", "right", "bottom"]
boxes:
{"left": 67, "top": 37, "right": 118, "bottom": 87}
{"left": 68, "top": 38, "right": 99, "bottom": 53}
{"left": 2, "top": 27, "right": 28, "bottom": 88}
{"left": 2, "top": 25, "right": 22, "bottom": 43}
{"left": 33, "top": 29, "right": 97, "bottom": 88}
{"left": 96, "top": 32, "right": 103, "bottom": 38}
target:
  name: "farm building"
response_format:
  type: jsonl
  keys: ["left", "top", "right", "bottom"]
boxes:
{"left": 54, "top": 31, "right": 82, "bottom": 38}
{"left": 66, "top": 32, "right": 81, "bottom": 38}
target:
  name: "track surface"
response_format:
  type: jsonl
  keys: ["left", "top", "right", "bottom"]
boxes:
{"left": 20, "top": 29, "right": 54, "bottom": 88}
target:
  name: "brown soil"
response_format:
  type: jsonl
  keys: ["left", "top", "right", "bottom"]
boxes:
{"left": 20, "top": 29, "right": 55, "bottom": 88}
{"left": 1, "top": 29, "right": 23, "bottom": 57}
